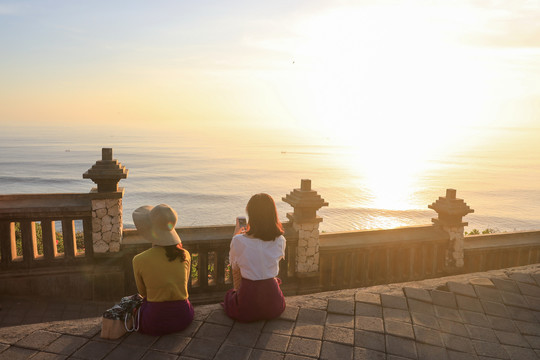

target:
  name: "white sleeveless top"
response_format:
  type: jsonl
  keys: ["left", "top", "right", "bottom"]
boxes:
{"left": 229, "top": 234, "right": 286, "bottom": 281}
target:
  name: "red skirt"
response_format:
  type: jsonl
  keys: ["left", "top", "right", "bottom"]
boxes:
{"left": 222, "top": 277, "right": 286, "bottom": 322}
{"left": 139, "top": 298, "right": 194, "bottom": 336}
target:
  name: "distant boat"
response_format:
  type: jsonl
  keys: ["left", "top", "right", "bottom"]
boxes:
{"left": 65, "top": 149, "right": 71, "bottom": 152}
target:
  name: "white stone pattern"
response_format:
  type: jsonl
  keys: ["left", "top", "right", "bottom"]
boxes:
{"left": 91, "top": 198, "right": 122, "bottom": 253}
{"left": 294, "top": 222, "right": 320, "bottom": 273}
{"left": 444, "top": 225, "right": 465, "bottom": 268}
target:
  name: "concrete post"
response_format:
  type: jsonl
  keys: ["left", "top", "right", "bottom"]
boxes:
{"left": 283, "top": 179, "right": 328, "bottom": 275}
{"left": 429, "top": 189, "right": 474, "bottom": 269}
{"left": 83, "top": 148, "right": 128, "bottom": 253}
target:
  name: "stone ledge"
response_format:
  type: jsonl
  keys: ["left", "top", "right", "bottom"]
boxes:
{"left": 89, "top": 188, "right": 124, "bottom": 200}
{"left": 1, "top": 263, "right": 539, "bottom": 359}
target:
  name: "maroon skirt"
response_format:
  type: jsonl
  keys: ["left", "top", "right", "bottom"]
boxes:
{"left": 139, "top": 298, "right": 194, "bottom": 336}
{"left": 222, "top": 277, "right": 286, "bottom": 322}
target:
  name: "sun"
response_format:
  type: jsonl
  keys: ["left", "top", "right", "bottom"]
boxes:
{"left": 276, "top": 4, "right": 502, "bottom": 212}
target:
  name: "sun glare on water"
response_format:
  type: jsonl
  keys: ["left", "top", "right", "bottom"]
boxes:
{"left": 269, "top": 4, "right": 520, "bottom": 218}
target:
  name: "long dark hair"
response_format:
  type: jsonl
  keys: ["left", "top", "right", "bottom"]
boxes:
{"left": 164, "top": 244, "right": 187, "bottom": 262}
{"left": 246, "top": 193, "right": 284, "bottom": 241}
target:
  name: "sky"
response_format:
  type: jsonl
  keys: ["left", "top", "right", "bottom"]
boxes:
{"left": 1, "top": 0, "right": 539, "bottom": 145}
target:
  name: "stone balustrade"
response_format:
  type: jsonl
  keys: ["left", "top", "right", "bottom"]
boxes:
{"left": 0, "top": 148, "right": 539, "bottom": 302}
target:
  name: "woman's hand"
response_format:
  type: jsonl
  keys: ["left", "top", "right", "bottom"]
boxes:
{"left": 233, "top": 224, "right": 246, "bottom": 236}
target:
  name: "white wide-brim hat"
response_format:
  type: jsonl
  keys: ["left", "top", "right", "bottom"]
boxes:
{"left": 132, "top": 204, "right": 182, "bottom": 246}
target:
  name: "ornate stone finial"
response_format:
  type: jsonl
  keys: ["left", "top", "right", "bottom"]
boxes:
{"left": 429, "top": 188, "right": 473, "bottom": 227}
{"left": 283, "top": 179, "right": 328, "bottom": 223}
{"left": 102, "top": 148, "right": 113, "bottom": 161}
{"left": 301, "top": 179, "right": 311, "bottom": 191}
{"left": 83, "top": 148, "right": 128, "bottom": 192}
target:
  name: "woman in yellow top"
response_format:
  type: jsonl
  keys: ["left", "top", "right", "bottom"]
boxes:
{"left": 132, "top": 204, "right": 193, "bottom": 336}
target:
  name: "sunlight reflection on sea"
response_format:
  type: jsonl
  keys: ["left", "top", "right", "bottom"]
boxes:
{"left": 1, "top": 126, "right": 539, "bottom": 233}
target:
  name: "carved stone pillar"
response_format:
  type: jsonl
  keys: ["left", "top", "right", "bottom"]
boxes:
{"left": 83, "top": 148, "right": 128, "bottom": 253}
{"left": 283, "top": 179, "right": 328, "bottom": 275}
{"left": 429, "top": 189, "right": 473, "bottom": 269}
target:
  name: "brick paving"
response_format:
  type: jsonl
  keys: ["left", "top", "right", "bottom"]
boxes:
{"left": 1, "top": 264, "right": 540, "bottom": 359}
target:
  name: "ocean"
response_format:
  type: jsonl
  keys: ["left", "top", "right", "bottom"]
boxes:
{"left": 1, "top": 125, "right": 539, "bottom": 234}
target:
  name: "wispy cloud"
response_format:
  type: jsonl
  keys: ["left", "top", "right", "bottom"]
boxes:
{"left": 457, "top": 2, "right": 540, "bottom": 48}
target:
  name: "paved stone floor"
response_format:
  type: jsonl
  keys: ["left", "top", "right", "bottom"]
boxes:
{"left": 1, "top": 264, "right": 540, "bottom": 359}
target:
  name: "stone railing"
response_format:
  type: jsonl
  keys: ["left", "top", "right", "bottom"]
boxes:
{"left": 1, "top": 148, "right": 539, "bottom": 302}
{"left": 0, "top": 190, "right": 132, "bottom": 301}
{"left": 319, "top": 225, "right": 450, "bottom": 291}
{"left": 0, "top": 193, "right": 94, "bottom": 269}
{"left": 0, "top": 189, "right": 126, "bottom": 271}
{"left": 464, "top": 230, "right": 540, "bottom": 272}
{"left": 317, "top": 227, "right": 540, "bottom": 293}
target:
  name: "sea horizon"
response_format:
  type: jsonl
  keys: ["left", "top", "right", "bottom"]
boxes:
{"left": 1, "top": 124, "right": 539, "bottom": 234}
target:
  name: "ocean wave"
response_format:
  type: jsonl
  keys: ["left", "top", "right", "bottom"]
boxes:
{"left": 127, "top": 191, "right": 241, "bottom": 202}
{"left": 321, "top": 206, "right": 432, "bottom": 216}
{"left": 0, "top": 175, "right": 79, "bottom": 185}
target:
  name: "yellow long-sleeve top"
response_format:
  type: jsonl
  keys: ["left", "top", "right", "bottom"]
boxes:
{"left": 132, "top": 246, "right": 191, "bottom": 302}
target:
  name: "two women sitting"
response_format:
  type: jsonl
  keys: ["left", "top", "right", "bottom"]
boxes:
{"left": 132, "top": 193, "right": 286, "bottom": 336}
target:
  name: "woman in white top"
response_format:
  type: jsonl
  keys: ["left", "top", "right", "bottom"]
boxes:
{"left": 222, "top": 193, "right": 286, "bottom": 322}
